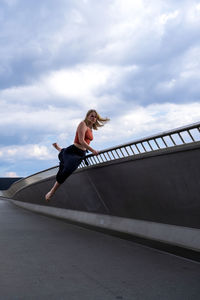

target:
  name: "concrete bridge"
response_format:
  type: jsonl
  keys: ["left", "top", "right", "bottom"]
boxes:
{"left": 1, "top": 122, "right": 200, "bottom": 299}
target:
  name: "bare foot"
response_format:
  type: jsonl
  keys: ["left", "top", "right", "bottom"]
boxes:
{"left": 52, "top": 143, "right": 62, "bottom": 152}
{"left": 45, "top": 191, "right": 53, "bottom": 202}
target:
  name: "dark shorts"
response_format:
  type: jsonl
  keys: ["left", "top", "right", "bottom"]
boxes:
{"left": 56, "top": 144, "right": 86, "bottom": 184}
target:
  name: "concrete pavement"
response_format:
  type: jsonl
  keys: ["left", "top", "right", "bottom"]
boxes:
{"left": 0, "top": 198, "right": 200, "bottom": 300}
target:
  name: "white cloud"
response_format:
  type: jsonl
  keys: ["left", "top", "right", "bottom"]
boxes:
{"left": 1, "top": 144, "right": 54, "bottom": 162}
{"left": 186, "top": 2, "right": 200, "bottom": 23}
{"left": 1, "top": 0, "right": 200, "bottom": 176}
{"left": 0, "top": 100, "right": 199, "bottom": 176}
{"left": 0, "top": 63, "right": 128, "bottom": 112}
{"left": 94, "top": 102, "right": 200, "bottom": 147}
{"left": 4, "top": 172, "right": 18, "bottom": 177}
{"left": 46, "top": 64, "right": 116, "bottom": 99}
{"left": 158, "top": 10, "right": 180, "bottom": 25}
{"left": 1, "top": 101, "right": 199, "bottom": 162}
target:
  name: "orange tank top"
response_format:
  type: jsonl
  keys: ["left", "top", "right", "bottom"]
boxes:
{"left": 74, "top": 127, "right": 93, "bottom": 145}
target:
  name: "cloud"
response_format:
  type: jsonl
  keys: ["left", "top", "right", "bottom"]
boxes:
{"left": 0, "top": 100, "right": 199, "bottom": 177}
{"left": 0, "top": 0, "right": 200, "bottom": 177}
{"left": 1, "top": 0, "right": 199, "bottom": 89}
{"left": 0, "top": 0, "right": 76, "bottom": 88}
{"left": 1, "top": 144, "right": 54, "bottom": 161}
{"left": 94, "top": 102, "right": 200, "bottom": 148}
{"left": 4, "top": 171, "right": 18, "bottom": 177}
{"left": 0, "top": 63, "right": 125, "bottom": 147}
{"left": 0, "top": 143, "right": 58, "bottom": 177}
{"left": 0, "top": 63, "right": 121, "bottom": 104}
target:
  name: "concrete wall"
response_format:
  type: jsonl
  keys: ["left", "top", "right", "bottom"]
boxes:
{"left": 6, "top": 142, "right": 200, "bottom": 252}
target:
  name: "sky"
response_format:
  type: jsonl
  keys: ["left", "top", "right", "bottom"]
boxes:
{"left": 0, "top": 0, "right": 200, "bottom": 178}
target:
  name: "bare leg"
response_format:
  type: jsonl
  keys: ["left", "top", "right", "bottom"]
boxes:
{"left": 45, "top": 181, "right": 60, "bottom": 202}
{"left": 52, "top": 143, "right": 62, "bottom": 152}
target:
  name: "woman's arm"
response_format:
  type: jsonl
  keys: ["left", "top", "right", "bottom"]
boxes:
{"left": 77, "top": 122, "right": 98, "bottom": 155}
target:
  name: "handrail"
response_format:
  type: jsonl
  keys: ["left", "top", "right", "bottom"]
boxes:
{"left": 2, "top": 121, "right": 200, "bottom": 198}
{"left": 79, "top": 121, "right": 200, "bottom": 168}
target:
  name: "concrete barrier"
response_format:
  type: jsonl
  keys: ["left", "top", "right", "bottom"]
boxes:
{"left": 3, "top": 142, "right": 200, "bottom": 252}
{"left": 10, "top": 199, "right": 200, "bottom": 252}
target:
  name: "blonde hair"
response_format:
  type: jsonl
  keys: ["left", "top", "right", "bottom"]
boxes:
{"left": 84, "top": 109, "right": 110, "bottom": 130}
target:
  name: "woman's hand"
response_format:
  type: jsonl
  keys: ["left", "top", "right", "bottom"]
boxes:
{"left": 92, "top": 149, "right": 99, "bottom": 156}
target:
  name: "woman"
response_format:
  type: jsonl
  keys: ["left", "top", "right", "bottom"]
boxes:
{"left": 45, "top": 109, "right": 110, "bottom": 202}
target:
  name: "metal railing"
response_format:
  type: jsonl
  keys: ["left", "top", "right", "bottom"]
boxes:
{"left": 79, "top": 121, "right": 200, "bottom": 169}
{"left": 1, "top": 121, "right": 200, "bottom": 198}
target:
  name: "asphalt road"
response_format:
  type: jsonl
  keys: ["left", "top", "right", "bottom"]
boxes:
{"left": 0, "top": 198, "right": 200, "bottom": 300}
